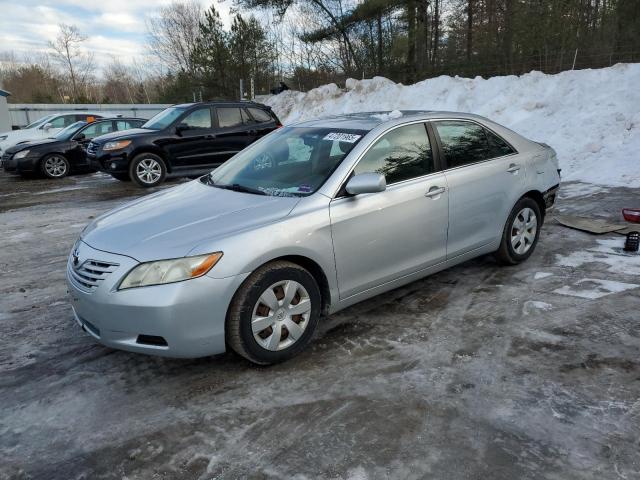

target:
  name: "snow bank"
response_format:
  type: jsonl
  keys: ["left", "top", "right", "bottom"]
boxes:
{"left": 266, "top": 64, "right": 640, "bottom": 187}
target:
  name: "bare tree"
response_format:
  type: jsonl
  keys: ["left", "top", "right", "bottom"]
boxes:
{"left": 48, "top": 24, "right": 94, "bottom": 102}
{"left": 147, "top": 1, "right": 203, "bottom": 74}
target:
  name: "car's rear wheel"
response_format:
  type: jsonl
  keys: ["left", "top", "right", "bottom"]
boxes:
{"left": 41, "top": 154, "right": 70, "bottom": 179}
{"left": 130, "top": 153, "right": 166, "bottom": 188}
{"left": 495, "top": 197, "right": 542, "bottom": 265}
{"left": 110, "top": 173, "right": 130, "bottom": 181}
{"left": 226, "top": 261, "right": 321, "bottom": 365}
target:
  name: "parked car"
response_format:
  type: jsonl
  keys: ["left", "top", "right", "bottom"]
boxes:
{"left": 2, "top": 117, "right": 145, "bottom": 179}
{"left": 67, "top": 111, "right": 560, "bottom": 364}
{"left": 86, "top": 101, "right": 281, "bottom": 187}
{"left": 0, "top": 112, "right": 106, "bottom": 157}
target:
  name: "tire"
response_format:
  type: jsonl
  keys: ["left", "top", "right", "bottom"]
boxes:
{"left": 129, "top": 153, "right": 166, "bottom": 188}
{"left": 226, "top": 261, "right": 322, "bottom": 365}
{"left": 110, "top": 173, "right": 131, "bottom": 182}
{"left": 495, "top": 197, "right": 542, "bottom": 265}
{"left": 40, "top": 154, "right": 70, "bottom": 179}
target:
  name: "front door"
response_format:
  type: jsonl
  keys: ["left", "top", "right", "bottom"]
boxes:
{"left": 431, "top": 120, "right": 525, "bottom": 258}
{"left": 166, "top": 107, "right": 217, "bottom": 168}
{"left": 330, "top": 122, "right": 449, "bottom": 299}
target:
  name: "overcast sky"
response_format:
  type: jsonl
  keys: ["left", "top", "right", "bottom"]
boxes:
{"left": 0, "top": 0, "right": 232, "bottom": 69}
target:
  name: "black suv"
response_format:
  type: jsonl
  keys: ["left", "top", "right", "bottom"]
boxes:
{"left": 87, "top": 101, "right": 281, "bottom": 187}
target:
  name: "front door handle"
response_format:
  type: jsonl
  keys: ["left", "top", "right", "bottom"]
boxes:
{"left": 204, "top": 134, "right": 216, "bottom": 139}
{"left": 425, "top": 186, "right": 446, "bottom": 198}
{"left": 507, "top": 163, "right": 521, "bottom": 173}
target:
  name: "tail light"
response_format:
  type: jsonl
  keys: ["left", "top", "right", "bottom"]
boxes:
{"left": 622, "top": 208, "right": 640, "bottom": 223}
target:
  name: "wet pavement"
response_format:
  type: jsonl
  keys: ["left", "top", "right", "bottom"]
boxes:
{"left": 0, "top": 172, "right": 639, "bottom": 479}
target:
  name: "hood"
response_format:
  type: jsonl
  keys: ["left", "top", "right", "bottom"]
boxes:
{"left": 90, "top": 128, "right": 151, "bottom": 144}
{"left": 82, "top": 180, "right": 300, "bottom": 262}
{"left": 0, "top": 128, "right": 50, "bottom": 149}
{"left": 5, "top": 137, "right": 65, "bottom": 153}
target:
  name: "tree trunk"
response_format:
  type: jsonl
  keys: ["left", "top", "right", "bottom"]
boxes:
{"left": 466, "top": 0, "right": 473, "bottom": 62}
{"left": 377, "top": 13, "right": 383, "bottom": 74}
{"left": 407, "top": 0, "right": 417, "bottom": 83}
{"left": 431, "top": 0, "right": 439, "bottom": 67}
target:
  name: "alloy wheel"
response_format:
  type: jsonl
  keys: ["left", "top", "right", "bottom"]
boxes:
{"left": 510, "top": 207, "right": 537, "bottom": 255}
{"left": 44, "top": 155, "right": 68, "bottom": 177}
{"left": 136, "top": 158, "right": 162, "bottom": 184}
{"left": 251, "top": 280, "right": 312, "bottom": 351}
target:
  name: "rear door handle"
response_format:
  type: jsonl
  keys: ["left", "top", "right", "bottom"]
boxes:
{"left": 425, "top": 186, "right": 446, "bottom": 198}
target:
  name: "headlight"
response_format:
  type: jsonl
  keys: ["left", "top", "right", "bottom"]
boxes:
{"left": 118, "top": 252, "right": 223, "bottom": 290}
{"left": 14, "top": 149, "right": 30, "bottom": 159}
{"left": 103, "top": 140, "right": 132, "bottom": 151}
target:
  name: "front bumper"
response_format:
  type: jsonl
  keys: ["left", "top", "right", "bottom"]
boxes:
{"left": 66, "top": 241, "right": 249, "bottom": 358}
{"left": 88, "top": 148, "right": 131, "bottom": 174}
{"left": 2, "top": 152, "right": 39, "bottom": 173}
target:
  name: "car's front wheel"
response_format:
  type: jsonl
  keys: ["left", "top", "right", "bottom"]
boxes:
{"left": 226, "top": 261, "right": 321, "bottom": 365}
{"left": 495, "top": 197, "right": 542, "bottom": 265}
{"left": 41, "top": 154, "right": 70, "bottom": 179}
{"left": 130, "top": 153, "right": 166, "bottom": 188}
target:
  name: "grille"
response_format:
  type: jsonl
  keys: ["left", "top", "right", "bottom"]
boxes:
{"left": 87, "top": 142, "right": 98, "bottom": 156}
{"left": 68, "top": 258, "right": 119, "bottom": 292}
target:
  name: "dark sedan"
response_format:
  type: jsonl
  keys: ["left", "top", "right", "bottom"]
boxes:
{"left": 2, "top": 117, "right": 145, "bottom": 179}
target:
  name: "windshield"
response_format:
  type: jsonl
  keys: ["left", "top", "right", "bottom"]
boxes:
{"left": 54, "top": 121, "right": 86, "bottom": 140}
{"left": 204, "top": 126, "right": 368, "bottom": 197}
{"left": 141, "top": 107, "right": 185, "bottom": 130}
{"left": 25, "top": 115, "right": 55, "bottom": 129}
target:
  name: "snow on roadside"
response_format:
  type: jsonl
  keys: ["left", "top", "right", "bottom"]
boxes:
{"left": 266, "top": 64, "right": 640, "bottom": 187}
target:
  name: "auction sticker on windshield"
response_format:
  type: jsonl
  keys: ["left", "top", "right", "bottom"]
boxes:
{"left": 323, "top": 132, "right": 362, "bottom": 143}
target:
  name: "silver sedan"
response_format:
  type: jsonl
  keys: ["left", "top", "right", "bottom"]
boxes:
{"left": 67, "top": 111, "right": 560, "bottom": 364}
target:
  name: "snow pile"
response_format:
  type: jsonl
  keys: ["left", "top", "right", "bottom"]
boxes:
{"left": 266, "top": 64, "right": 640, "bottom": 187}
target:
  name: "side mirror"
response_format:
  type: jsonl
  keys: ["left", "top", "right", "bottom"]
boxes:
{"left": 345, "top": 173, "right": 386, "bottom": 195}
{"left": 42, "top": 123, "right": 53, "bottom": 131}
{"left": 74, "top": 133, "right": 86, "bottom": 141}
{"left": 176, "top": 123, "right": 191, "bottom": 134}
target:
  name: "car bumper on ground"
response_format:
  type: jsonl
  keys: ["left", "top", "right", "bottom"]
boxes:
{"left": 66, "top": 240, "right": 249, "bottom": 358}
{"left": 1, "top": 152, "right": 39, "bottom": 173}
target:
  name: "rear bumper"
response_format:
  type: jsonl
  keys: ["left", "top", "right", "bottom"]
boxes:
{"left": 66, "top": 241, "right": 249, "bottom": 358}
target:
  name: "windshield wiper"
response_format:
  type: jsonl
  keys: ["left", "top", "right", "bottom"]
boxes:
{"left": 209, "top": 180, "right": 267, "bottom": 196}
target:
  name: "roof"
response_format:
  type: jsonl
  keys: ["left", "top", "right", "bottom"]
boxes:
{"left": 291, "top": 110, "right": 490, "bottom": 130}
{"left": 0, "top": 89, "right": 11, "bottom": 97}
{"left": 172, "top": 100, "right": 269, "bottom": 109}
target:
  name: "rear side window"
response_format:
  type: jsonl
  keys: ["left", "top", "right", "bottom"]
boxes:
{"left": 248, "top": 108, "right": 272, "bottom": 123}
{"left": 434, "top": 121, "right": 493, "bottom": 168}
{"left": 485, "top": 129, "right": 516, "bottom": 157}
{"left": 217, "top": 108, "right": 243, "bottom": 128}
{"left": 354, "top": 123, "right": 434, "bottom": 184}
{"left": 182, "top": 108, "right": 212, "bottom": 129}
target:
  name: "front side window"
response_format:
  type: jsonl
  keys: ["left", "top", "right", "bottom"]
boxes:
{"left": 49, "top": 115, "right": 75, "bottom": 128}
{"left": 354, "top": 123, "right": 434, "bottom": 184}
{"left": 217, "top": 108, "right": 243, "bottom": 128}
{"left": 181, "top": 108, "right": 212, "bottom": 129}
{"left": 204, "top": 127, "right": 367, "bottom": 196}
{"left": 434, "top": 121, "right": 494, "bottom": 168}
{"left": 80, "top": 121, "right": 114, "bottom": 139}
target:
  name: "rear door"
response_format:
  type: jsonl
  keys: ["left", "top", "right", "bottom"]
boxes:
{"left": 246, "top": 107, "right": 279, "bottom": 140}
{"left": 431, "top": 120, "right": 523, "bottom": 258}
{"left": 212, "top": 107, "right": 256, "bottom": 165}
